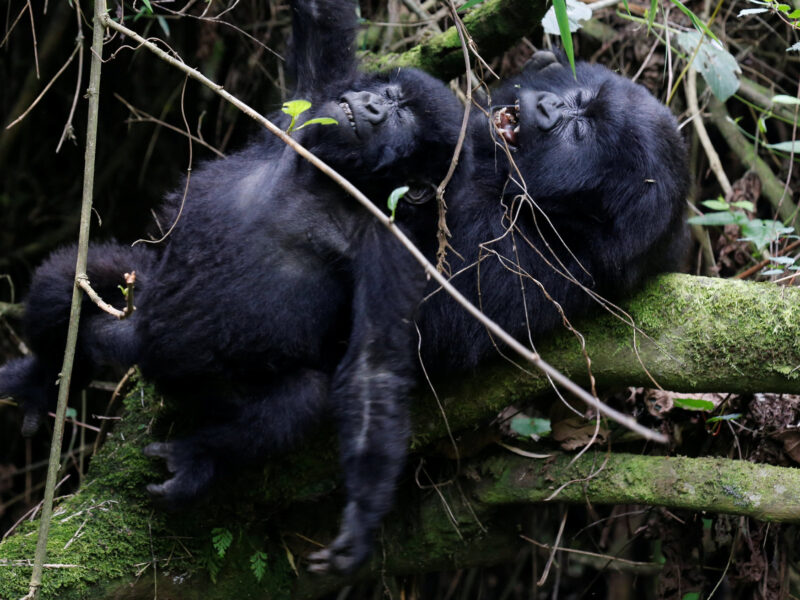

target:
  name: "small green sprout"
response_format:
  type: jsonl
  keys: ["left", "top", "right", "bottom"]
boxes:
{"left": 282, "top": 99, "right": 338, "bottom": 134}
{"left": 387, "top": 186, "right": 409, "bottom": 222}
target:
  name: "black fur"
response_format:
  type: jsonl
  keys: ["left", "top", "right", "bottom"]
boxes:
{"left": 0, "top": 0, "right": 688, "bottom": 575}
{"left": 419, "top": 50, "right": 689, "bottom": 369}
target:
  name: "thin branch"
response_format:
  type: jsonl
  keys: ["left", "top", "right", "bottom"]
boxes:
{"left": 98, "top": 14, "right": 667, "bottom": 444}
{"left": 685, "top": 67, "right": 732, "bottom": 196}
{"left": 26, "top": 0, "right": 39, "bottom": 79}
{"left": 76, "top": 272, "right": 136, "bottom": 320}
{"left": 434, "top": 0, "right": 473, "bottom": 274}
{"left": 5, "top": 42, "right": 80, "bottom": 130}
{"left": 56, "top": 2, "right": 85, "bottom": 153}
{"left": 24, "top": 0, "right": 107, "bottom": 595}
{"left": 114, "top": 93, "right": 226, "bottom": 158}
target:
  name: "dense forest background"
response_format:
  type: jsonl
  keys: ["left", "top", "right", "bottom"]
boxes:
{"left": 2, "top": 0, "right": 800, "bottom": 598}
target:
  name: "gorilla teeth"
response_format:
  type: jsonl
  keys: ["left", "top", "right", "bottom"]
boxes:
{"left": 339, "top": 101, "right": 357, "bottom": 132}
{"left": 493, "top": 106, "right": 520, "bottom": 147}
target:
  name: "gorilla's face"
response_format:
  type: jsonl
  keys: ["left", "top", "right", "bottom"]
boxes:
{"left": 308, "top": 69, "right": 466, "bottom": 199}
{"left": 490, "top": 52, "right": 685, "bottom": 208}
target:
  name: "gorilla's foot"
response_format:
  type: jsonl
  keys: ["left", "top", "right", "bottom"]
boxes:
{"left": 143, "top": 441, "right": 215, "bottom": 506}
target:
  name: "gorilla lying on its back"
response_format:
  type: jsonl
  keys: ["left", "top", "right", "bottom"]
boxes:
{"left": 419, "top": 51, "right": 688, "bottom": 369}
{"left": 0, "top": 0, "right": 688, "bottom": 574}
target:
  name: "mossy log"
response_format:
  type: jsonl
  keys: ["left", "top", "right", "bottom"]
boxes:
{"left": 359, "top": 0, "right": 548, "bottom": 80}
{"left": 1, "top": 274, "right": 800, "bottom": 599}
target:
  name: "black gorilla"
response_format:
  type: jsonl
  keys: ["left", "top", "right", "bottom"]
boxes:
{"left": 0, "top": 0, "right": 688, "bottom": 575}
{"left": 418, "top": 51, "right": 689, "bottom": 369}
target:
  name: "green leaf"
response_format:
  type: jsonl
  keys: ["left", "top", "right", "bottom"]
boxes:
{"left": 766, "top": 140, "right": 800, "bottom": 153}
{"left": 682, "top": 593, "right": 701, "bottom": 600}
{"left": 730, "top": 200, "right": 755, "bottom": 211}
{"left": 673, "top": 397, "right": 715, "bottom": 411}
{"left": 211, "top": 527, "right": 233, "bottom": 558}
{"left": 772, "top": 95, "right": 800, "bottom": 106}
{"left": 771, "top": 255, "right": 797, "bottom": 265}
{"left": 457, "top": 0, "right": 487, "bottom": 12}
{"left": 788, "top": 8, "right": 800, "bottom": 18}
{"left": 295, "top": 117, "right": 339, "bottom": 130}
{"left": 647, "top": 0, "right": 658, "bottom": 32}
{"left": 510, "top": 416, "right": 552, "bottom": 438}
{"left": 281, "top": 99, "right": 312, "bottom": 118}
{"left": 778, "top": 3, "right": 792, "bottom": 11}
{"left": 551, "top": 0, "right": 577, "bottom": 78}
{"left": 706, "top": 413, "right": 742, "bottom": 424}
{"left": 762, "top": 268, "right": 784, "bottom": 275}
{"left": 206, "top": 550, "right": 223, "bottom": 584}
{"left": 701, "top": 199, "right": 730, "bottom": 211}
{"left": 688, "top": 212, "right": 740, "bottom": 226}
{"left": 250, "top": 551, "right": 268, "bottom": 582}
{"left": 66, "top": 407, "right": 78, "bottom": 419}
{"left": 738, "top": 7, "right": 769, "bottom": 15}
{"left": 156, "top": 15, "right": 170, "bottom": 36}
{"left": 141, "top": 0, "right": 153, "bottom": 12}
{"left": 282, "top": 99, "right": 313, "bottom": 134}
{"left": 675, "top": 30, "right": 740, "bottom": 101}
{"left": 387, "top": 186, "right": 409, "bottom": 222}
{"left": 739, "top": 219, "right": 794, "bottom": 250}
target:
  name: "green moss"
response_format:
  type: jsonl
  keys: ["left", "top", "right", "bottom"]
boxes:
{"left": 0, "top": 377, "right": 333, "bottom": 599}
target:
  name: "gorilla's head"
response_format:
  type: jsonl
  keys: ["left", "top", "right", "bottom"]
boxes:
{"left": 489, "top": 51, "right": 688, "bottom": 224}
{"left": 304, "top": 68, "right": 467, "bottom": 202}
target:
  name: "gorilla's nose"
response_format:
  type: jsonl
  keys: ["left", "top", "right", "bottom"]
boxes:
{"left": 525, "top": 91, "right": 563, "bottom": 131}
{"left": 342, "top": 91, "right": 389, "bottom": 125}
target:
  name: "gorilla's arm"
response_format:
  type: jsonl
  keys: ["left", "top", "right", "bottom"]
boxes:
{"left": 308, "top": 224, "right": 426, "bottom": 573}
{"left": 288, "top": 0, "right": 359, "bottom": 98}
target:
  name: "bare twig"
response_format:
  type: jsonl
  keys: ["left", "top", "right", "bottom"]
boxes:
{"left": 98, "top": 14, "right": 667, "bottom": 444}
{"left": 115, "top": 93, "right": 226, "bottom": 158}
{"left": 56, "top": 2, "right": 85, "bottom": 153}
{"left": 434, "top": 0, "right": 473, "bottom": 274}
{"left": 5, "top": 42, "right": 80, "bottom": 130}
{"left": 76, "top": 271, "right": 136, "bottom": 320}
{"left": 24, "top": 0, "right": 107, "bottom": 595}
{"left": 685, "top": 67, "right": 732, "bottom": 196}
{"left": 26, "top": 0, "right": 40, "bottom": 79}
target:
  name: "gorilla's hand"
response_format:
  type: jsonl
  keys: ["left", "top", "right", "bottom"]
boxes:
{"left": 307, "top": 502, "right": 371, "bottom": 574}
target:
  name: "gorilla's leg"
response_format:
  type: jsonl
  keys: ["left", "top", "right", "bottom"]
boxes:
{"left": 144, "top": 368, "right": 329, "bottom": 504}
{"left": 1, "top": 243, "right": 148, "bottom": 435}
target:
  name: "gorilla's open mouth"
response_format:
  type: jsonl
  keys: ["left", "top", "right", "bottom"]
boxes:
{"left": 339, "top": 101, "right": 358, "bottom": 134}
{"left": 493, "top": 103, "right": 519, "bottom": 148}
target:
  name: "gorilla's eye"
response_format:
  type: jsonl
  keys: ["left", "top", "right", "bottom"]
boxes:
{"left": 384, "top": 85, "right": 403, "bottom": 103}
{"left": 573, "top": 120, "right": 588, "bottom": 141}
{"left": 404, "top": 182, "right": 436, "bottom": 205}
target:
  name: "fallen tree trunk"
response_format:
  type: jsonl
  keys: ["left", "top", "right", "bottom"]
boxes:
{"left": 1, "top": 274, "right": 799, "bottom": 599}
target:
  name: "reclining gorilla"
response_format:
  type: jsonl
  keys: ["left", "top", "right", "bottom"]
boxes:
{"left": 0, "top": 0, "right": 688, "bottom": 575}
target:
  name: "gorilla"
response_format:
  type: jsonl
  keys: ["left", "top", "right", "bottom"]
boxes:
{"left": 418, "top": 51, "right": 689, "bottom": 370}
{"left": 0, "top": 0, "right": 688, "bottom": 575}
